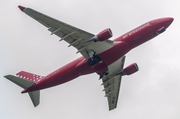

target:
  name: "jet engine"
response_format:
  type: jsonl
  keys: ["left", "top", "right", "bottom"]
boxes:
{"left": 121, "top": 63, "right": 139, "bottom": 75}
{"left": 93, "top": 28, "right": 113, "bottom": 42}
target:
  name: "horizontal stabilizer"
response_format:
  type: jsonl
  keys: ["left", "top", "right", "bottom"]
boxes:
{"left": 5, "top": 75, "right": 40, "bottom": 107}
{"left": 28, "top": 90, "right": 40, "bottom": 107}
{"left": 4, "top": 75, "right": 35, "bottom": 89}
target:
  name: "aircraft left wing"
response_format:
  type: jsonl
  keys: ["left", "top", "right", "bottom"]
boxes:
{"left": 101, "top": 56, "right": 125, "bottom": 110}
{"left": 19, "top": 6, "right": 115, "bottom": 60}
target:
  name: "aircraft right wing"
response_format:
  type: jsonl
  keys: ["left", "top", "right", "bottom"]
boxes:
{"left": 19, "top": 6, "right": 116, "bottom": 60}
{"left": 101, "top": 56, "right": 125, "bottom": 110}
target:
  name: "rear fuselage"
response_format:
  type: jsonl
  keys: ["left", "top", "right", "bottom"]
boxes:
{"left": 22, "top": 17, "right": 173, "bottom": 93}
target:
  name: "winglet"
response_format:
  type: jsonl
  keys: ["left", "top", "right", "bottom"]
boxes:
{"left": 18, "top": 5, "right": 26, "bottom": 11}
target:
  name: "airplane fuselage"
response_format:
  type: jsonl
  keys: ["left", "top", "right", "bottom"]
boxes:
{"left": 22, "top": 17, "right": 173, "bottom": 93}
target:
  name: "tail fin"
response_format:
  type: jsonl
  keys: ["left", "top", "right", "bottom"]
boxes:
{"left": 4, "top": 71, "right": 43, "bottom": 107}
{"left": 16, "top": 71, "right": 44, "bottom": 83}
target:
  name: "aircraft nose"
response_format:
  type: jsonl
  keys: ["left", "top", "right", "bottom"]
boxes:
{"left": 164, "top": 17, "right": 174, "bottom": 27}
{"left": 157, "top": 17, "right": 174, "bottom": 28}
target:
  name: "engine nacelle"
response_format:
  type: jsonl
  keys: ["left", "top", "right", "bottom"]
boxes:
{"left": 93, "top": 28, "right": 113, "bottom": 42}
{"left": 121, "top": 63, "right": 139, "bottom": 75}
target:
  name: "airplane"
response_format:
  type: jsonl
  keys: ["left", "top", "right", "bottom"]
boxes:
{"left": 4, "top": 5, "right": 174, "bottom": 111}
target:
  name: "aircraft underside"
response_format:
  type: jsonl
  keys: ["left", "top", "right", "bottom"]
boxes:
{"left": 4, "top": 5, "right": 173, "bottom": 110}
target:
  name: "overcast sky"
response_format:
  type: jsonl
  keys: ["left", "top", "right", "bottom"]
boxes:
{"left": 1, "top": 0, "right": 180, "bottom": 119}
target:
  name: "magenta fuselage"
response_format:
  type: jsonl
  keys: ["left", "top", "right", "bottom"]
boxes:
{"left": 22, "top": 17, "right": 173, "bottom": 93}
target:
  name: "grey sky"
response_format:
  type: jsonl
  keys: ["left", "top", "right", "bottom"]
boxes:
{"left": 1, "top": 0, "right": 180, "bottom": 119}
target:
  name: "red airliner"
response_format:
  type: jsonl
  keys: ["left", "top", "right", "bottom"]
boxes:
{"left": 4, "top": 5, "right": 174, "bottom": 110}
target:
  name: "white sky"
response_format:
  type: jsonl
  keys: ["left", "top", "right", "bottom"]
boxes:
{"left": 1, "top": 0, "right": 180, "bottom": 119}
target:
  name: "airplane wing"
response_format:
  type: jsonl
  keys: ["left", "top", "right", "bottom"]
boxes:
{"left": 101, "top": 56, "right": 125, "bottom": 110}
{"left": 19, "top": 6, "right": 115, "bottom": 60}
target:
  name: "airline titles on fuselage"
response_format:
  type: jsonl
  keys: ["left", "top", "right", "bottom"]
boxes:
{"left": 123, "top": 23, "right": 150, "bottom": 39}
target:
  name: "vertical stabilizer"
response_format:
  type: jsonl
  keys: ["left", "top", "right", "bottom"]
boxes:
{"left": 16, "top": 71, "right": 44, "bottom": 83}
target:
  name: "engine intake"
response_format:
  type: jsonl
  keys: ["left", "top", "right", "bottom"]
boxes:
{"left": 93, "top": 28, "right": 113, "bottom": 42}
{"left": 121, "top": 63, "right": 139, "bottom": 75}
